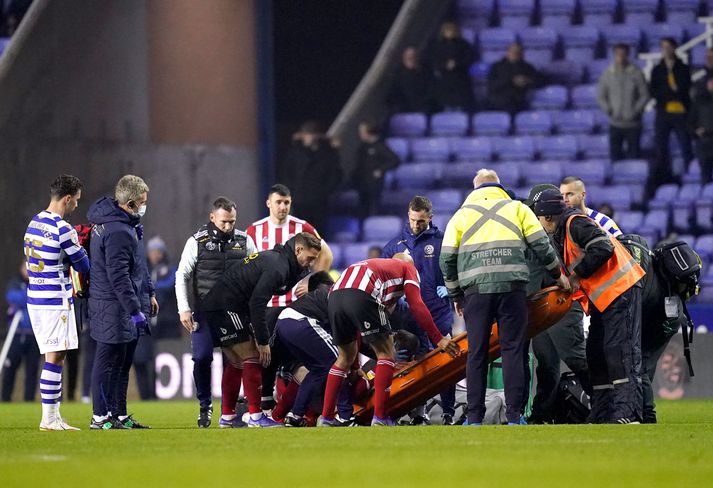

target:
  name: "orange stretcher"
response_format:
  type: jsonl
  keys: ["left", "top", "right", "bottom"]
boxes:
{"left": 353, "top": 287, "right": 573, "bottom": 424}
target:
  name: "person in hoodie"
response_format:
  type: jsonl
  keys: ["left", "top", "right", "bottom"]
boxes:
{"left": 199, "top": 232, "right": 323, "bottom": 428}
{"left": 689, "top": 75, "right": 713, "bottom": 185}
{"left": 87, "top": 175, "right": 156, "bottom": 430}
{"left": 382, "top": 195, "right": 456, "bottom": 425}
{"left": 430, "top": 21, "right": 475, "bottom": 112}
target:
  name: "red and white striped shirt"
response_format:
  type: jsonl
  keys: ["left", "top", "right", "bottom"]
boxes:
{"left": 331, "top": 259, "right": 443, "bottom": 345}
{"left": 246, "top": 215, "right": 320, "bottom": 307}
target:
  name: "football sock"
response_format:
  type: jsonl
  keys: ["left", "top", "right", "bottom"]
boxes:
{"left": 272, "top": 379, "right": 300, "bottom": 421}
{"left": 373, "top": 359, "right": 395, "bottom": 419}
{"left": 221, "top": 360, "right": 243, "bottom": 416}
{"left": 242, "top": 359, "right": 263, "bottom": 415}
{"left": 40, "top": 362, "right": 62, "bottom": 423}
{"left": 321, "top": 365, "right": 347, "bottom": 420}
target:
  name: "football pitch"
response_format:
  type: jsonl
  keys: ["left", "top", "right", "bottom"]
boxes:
{"left": 1, "top": 400, "right": 712, "bottom": 487}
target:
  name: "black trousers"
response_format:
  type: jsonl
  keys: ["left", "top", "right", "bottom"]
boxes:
{"left": 132, "top": 335, "right": 156, "bottom": 400}
{"left": 81, "top": 330, "right": 96, "bottom": 398}
{"left": 530, "top": 304, "right": 590, "bottom": 422}
{"left": 609, "top": 126, "right": 642, "bottom": 161}
{"left": 695, "top": 138, "right": 713, "bottom": 185}
{"left": 654, "top": 111, "right": 693, "bottom": 183}
{"left": 464, "top": 289, "right": 527, "bottom": 424}
{"left": 91, "top": 339, "right": 138, "bottom": 417}
{"left": 587, "top": 286, "right": 642, "bottom": 423}
{"left": 1, "top": 332, "right": 40, "bottom": 402}
{"left": 641, "top": 339, "right": 669, "bottom": 424}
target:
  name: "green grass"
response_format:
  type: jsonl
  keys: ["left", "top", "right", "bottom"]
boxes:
{"left": 1, "top": 400, "right": 712, "bottom": 487}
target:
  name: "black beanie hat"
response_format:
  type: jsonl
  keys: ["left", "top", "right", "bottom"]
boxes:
{"left": 533, "top": 189, "right": 566, "bottom": 216}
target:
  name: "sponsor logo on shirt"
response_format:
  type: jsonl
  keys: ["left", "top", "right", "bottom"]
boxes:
{"left": 424, "top": 245, "right": 435, "bottom": 257}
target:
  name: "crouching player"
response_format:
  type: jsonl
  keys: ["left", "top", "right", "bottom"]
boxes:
{"left": 272, "top": 272, "right": 367, "bottom": 426}
{"left": 321, "top": 254, "right": 461, "bottom": 426}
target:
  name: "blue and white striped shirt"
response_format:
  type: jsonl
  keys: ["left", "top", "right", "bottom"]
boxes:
{"left": 586, "top": 208, "right": 623, "bottom": 237}
{"left": 23, "top": 211, "right": 89, "bottom": 308}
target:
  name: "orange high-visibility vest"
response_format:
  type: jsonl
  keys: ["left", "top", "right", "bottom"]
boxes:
{"left": 564, "top": 215, "right": 645, "bottom": 312}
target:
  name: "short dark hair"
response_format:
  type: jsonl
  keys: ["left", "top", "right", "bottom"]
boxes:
{"left": 360, "top": 119, "right": 382, "bottom": 137}
{"left": 409, "top": 195, "right": 433, "bottom": 216}
{"left": 268, "top": 184, "right": 291, "bottom": 198}
{"left": 613, "top": 43, "right": 630, "bottom": 54}
{"left": 211, "top": 196, "right": 236, "bottom": 213}
{"left": 661, "top": 37, "right": 678, "bottom": 48}
{"left": 308, "top": 271, "right": 334, "bottom": 291}
{"left": 50, "top": 174, "right": 83, "bottom": 200}
{"left": 300, "top": 120, "right": 322, "bottom": 134}
{"left": 560, "top": 176, "right": 583, "bottom": 186}
{"left": 293, "top": 232, "right": 322, "bottom": 252}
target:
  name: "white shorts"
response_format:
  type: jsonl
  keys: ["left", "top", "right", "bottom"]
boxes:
{"left": 27, "top": 306, "right": 79, "bottom": 354}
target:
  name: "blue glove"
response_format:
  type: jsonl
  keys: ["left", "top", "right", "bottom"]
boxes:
{"left": 436, "top": 286, "right": 449, "bottom": 299}
{"left": 131, "top": 311, "right": 151, "bottom": 336}
{"left": 395, "top": 349, "right": 411, "bottom": 362}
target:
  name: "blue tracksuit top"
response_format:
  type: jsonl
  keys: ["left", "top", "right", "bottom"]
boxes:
{"left": 382, "top": 224, "right": 453, "bottom": 331}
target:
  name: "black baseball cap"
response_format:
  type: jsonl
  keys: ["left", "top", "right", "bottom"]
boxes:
{"left": 533, "top": 189, "right": 567, "bottom": 217}
{"left": 524, "top": 183, "right": 559, "bottom": 208}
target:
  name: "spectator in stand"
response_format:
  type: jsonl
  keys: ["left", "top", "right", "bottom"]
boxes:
{"left": 282, "top": 121, "right": 342, "bottom": 233}
{"left": 693, "top": 48, "right": 713, "bottom": 98}
{"left": 598, "top": 203, "right": 616, "bottom": 221}
{"left": 487, "top": 43, "right": 540, "bottom": 115}
{"left": 367, "top": 246, "right": 383, "bottom": 259}
{"left": 352, "top": 120, "right": 401, "bottom": 217}
{"left": 387, "top": 46, "right": 438, "bottom": 114}
{"left": 597, "top": 44, "right": 650, "bottom": 161}
{"left": 689, "top": 75, "right": 713, "bottom": 185}
{"left": 146, "top": 236, "right": 179, "bottom": 340}
{"left": 650, "top": 37, "right": 693, "bottom": 185}
{"left": 2, "top": 260, "right": 41, "bottom": 402}
{"left": 430, "top": 21, "right": 475, "bottom": 112}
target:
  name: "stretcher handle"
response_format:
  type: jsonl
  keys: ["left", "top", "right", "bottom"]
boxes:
{"left": 527, "top": 286, "right": 565, "bottom": 302}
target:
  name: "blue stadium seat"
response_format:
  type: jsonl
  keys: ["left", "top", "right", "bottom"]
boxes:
{"left": 592, "top": 109, "right": 609, "bottom": 132}
{"left": 695, "top": 235, "right": 713, "bottom": 262}
{"left": 390, "top": 113, "right": 428, "bottom": 137}
{"left": 646, "top": 24, "right": 685, "bottom": 51}
{"left": 587, "top": 59, "right": 610, "bottom": 83}
{"left": 450, "top": 137, "right": 493, "bottom": 162}
{"left": 431, "top": 214, "right": 452, "bottom": 232}
{"left": 552, "top": 110, "right": 596, "bottom": 134}
{"left": 342, "top": 242, "right": 380, "bottom": 266}
{"left": 637, "top": 228, "right": 661, "bottom": 248}
{"left": 578, "top": 134, "right": 609, "bottom": 159}
{"left": 441, "top": 162, "right": 481, "bottom": 188}
{"left": 522, "top": 161, "right": 564, "bottom": 185}
{"left": 601, "top": 25, "right": 642, "bottom": 55}
{"left": 479, "top": 28, "right": 516, "bottom": 61}
{"left": 643, "top": 110, "right": 655, "bottom": 134}
{"left": 380, "top": 189, "right": 421, "bottom": 214}
{"left": 519, "top": 27, "right": 557, "bottom": 65}
{"left": 566, "top": 160, "right": 609, "bottom": 185}
{"left": 429, "top": 189, "right": 464, "bottom": 214}
{"left": 457, "top": 0, "right": 496, "bottom": 20}
{"left": 531, "top": 85, "right": 568, "bottom": 110}
{"left": 611, "top": 159, "right": 649, "bottom": 184}
{"left": 570, "top": 84, "right": 599, "bottom": 109}
{"left": 541, "top": 60, "right": 586, "bottom": 86}
{"left": 385, "top": 137, "right": 409, "bottom": 162}
{"left": 682, "top": 159, "right": 701, "bottom": 184}
{"left": 499, "top": 0, "right": 534, "bottom": 29}
{"left": 696, "top": 183, "right": 713, "bottom": 232}
{"left": 472, "top": 111, "right": 511, "bottom": 136}
{"left": 362, "top": 216, "right": 403, "bottom": 242}
{"left": 329, "top": 190, "right": 360, "bottom": 213}
{"left": 391, "top": 162, "right": 443, "bottom": 189}
{"left": 514, "top": 111, "right": 553, "bottom": 135}
{"left": 649, "top": 183, "right": 680, "bottom": 210}
{"left": 690, "top": 43, "right": 707, "bottom": 68}
{"left": 489, "top": 162, "right": 522, "bottom": 186}
{"left": 460, "top": 27, "right": 477, "bottom": 46}
{"left": 326, "top": 217, "right": 361, "bottom": 243}
{"left": 677, "top": 234, "right": 696, "bottom": 247}
{"left": 537, "top": 135, "right": 579, "bottom": 160}
{"left": 540, "top": 0, "right": 576, "bottom": 28}
{"left": 561, "top": 25, "right": 600, "bottom": 62}
{"left": 581, "top": 0, "right": 617, "bottom": 26}
{"left": 430, "top": 112, "right": 470, "bottom": 136}
{"left": 410, "top": 137, "right": 451, "bottom": 162}
{"left": 666, "top": 0, "right": 700, "bottom": 26}
{"left": 329, "top": 243, "right": 344, "bottom": 268}
{"left": 622, "top": 0, "right": 659, "bottom": 26}
{"left": 678, "top": 183, "right": 702, "bottom": 204}
{"left": 593, "top": 185, "right": 633, "bottom": 210}
{"left": 494, "top": 136, "right": 536, "bottom": 161}
{"left": 616, "top": 210, "right": 645, "bottom": 231}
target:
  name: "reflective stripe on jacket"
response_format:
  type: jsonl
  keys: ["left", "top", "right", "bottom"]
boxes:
{"left": 564, "top": 214, "right": 645, "bottom": 312}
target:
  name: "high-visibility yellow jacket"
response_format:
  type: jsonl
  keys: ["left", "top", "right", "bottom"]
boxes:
{"left": 439, "top": 184, "right": 561, "bottom": 295}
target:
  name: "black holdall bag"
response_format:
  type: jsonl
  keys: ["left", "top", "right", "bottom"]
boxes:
{"left": 554, "top": 372, "right": 590, "bottom": 424}
{"left": 654, "top": 240, "right": 703, "bottom": 377}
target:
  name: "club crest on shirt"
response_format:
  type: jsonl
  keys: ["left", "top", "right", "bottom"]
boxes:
{"left": 424, "top": 245, "right": 435, "bottom": 257}
{"left": 206, "top": 242, "right": 217, "bottom": 251}
{"left": 70, "top": 231, "right": 80, "bottom": 246}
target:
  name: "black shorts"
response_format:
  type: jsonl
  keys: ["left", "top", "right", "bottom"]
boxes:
{"left": 204, "top": 309, "right": 252, "bottom": 348}
{"left": 328, "top": 289, "right": 391, "bottom": 346}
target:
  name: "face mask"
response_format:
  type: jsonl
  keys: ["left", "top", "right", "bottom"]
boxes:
{"left": 137, "top": 205, "right": 147, "bottom": 218}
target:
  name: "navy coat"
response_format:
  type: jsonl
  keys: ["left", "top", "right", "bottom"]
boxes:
{"left": 87, "top": 197, "right": 153, "bottom": 344}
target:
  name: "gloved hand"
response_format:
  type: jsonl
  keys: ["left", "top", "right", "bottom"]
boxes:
{"left": 395, "top": 349, "right": 412, "bottom": 362}
{"left": 131, "top": 311, "right": 151, "bottom": 336}
{"left": 436, "top": 286, "right": 449, "bottom": 299}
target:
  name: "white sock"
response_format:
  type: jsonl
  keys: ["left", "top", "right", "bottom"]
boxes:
{"left": 249, "top": 412, "right": 263, "bottom": 420}
{"left": 221, "top": 414, "right": 236, "bottom": 420}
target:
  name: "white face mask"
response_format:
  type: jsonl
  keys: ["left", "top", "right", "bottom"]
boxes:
{"left": 137, "top": 205, "right": 147, "bottom": 218}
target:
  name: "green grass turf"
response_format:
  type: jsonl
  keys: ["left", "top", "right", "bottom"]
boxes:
{"left": 1, "top": 400, "right": 712, "bottom": 487}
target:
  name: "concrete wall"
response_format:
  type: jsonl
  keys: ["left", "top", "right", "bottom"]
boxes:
{"left": 0, "top": 0, "right": 261, "bottom": 283}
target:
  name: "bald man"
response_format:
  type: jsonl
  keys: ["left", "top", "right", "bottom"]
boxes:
{"left": 560, "top": 176, "right": 623, "bottom": 237}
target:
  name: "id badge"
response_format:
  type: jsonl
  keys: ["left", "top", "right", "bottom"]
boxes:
{"left": 664, "top": 296, "right": 679, "bottom": 318}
